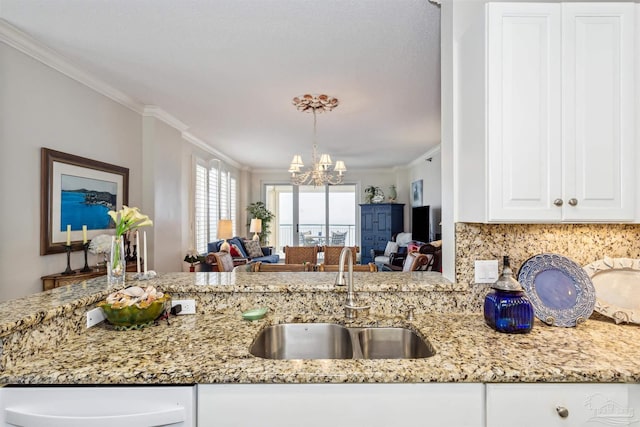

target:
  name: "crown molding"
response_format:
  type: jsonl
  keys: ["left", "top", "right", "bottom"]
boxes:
{"left": 0, "top": 19, "right": 144, "bottom": 114}
{"left": 182, "top": 132, "right": 242, "bottom": 170}
{"left": 143, "top": 106, "right": 189, "bottom": 132}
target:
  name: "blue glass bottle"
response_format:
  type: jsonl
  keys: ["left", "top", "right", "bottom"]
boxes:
{"left": 484, "top": 256, "right": 534, "bottom": 334}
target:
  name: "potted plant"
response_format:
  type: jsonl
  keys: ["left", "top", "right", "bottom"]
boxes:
{"left": 246, "top": 201, "right": 275, "bottom": 246}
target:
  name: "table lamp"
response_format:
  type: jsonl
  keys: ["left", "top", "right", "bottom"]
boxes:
{"left": 249, "top": 218, "right": 262, "bottom": 242}
{"left": 217, "top": 219, "right": 233, "bottom": 252}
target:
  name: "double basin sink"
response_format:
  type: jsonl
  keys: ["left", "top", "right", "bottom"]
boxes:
{"left": 250, "top": 323, "right": 435, "bottom": 360}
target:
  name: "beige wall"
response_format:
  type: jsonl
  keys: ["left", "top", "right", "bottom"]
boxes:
{"left": 142, "top": 116, "right": 184, "bottom": 273}
{"left": 0, "top": 43, "right": 143, "bottom": 301}
{"left": 0, "top": 43, "right": 196, "bottom": 301}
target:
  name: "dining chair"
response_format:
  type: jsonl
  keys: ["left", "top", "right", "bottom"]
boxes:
{"left": 252, "top": 262, "right": 312, "bottom": 272}
{"left": 284, "top": 246, "right": 318, "bottom": 265}
{"left": 317, "top": 263, "right": 377, "bottom": 272}
{"left": 322, "top": 245, "right": 359, "bottom": 265}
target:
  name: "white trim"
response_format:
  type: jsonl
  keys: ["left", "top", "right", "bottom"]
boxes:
{"left": 182, "top": 131, "right": 243, "bottom": 169}
{"left": 143, "top": 106, "right": 189, "bottom": 132}
{"left": 0, "top": 18, "right": 143, "bottom": 114}
{"left": 408, "top": 144, "right": 441, "bottom": 168}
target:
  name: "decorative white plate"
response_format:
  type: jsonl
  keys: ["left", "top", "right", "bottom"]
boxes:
{"left": 583, "top": 257, "right": 640, "bottom": 324}
{"left": 517, "top": 253, "right": 596, "bottom": 327}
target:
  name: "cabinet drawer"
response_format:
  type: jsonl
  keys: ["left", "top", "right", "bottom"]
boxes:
{"left": 487, "top": 383, "right": 636, "bottom": 427}
{"left": 199, "top": 384, "right": 484, "bottom": 427}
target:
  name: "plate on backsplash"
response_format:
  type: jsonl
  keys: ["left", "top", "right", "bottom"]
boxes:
{"left": 517, "top": 253, "right": 595, "bottom": 327}
{"left": 583, "top": 257, "right": 640, "bottom": 325}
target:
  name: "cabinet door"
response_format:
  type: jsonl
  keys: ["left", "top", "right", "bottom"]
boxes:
{"left": 360, "top": 206, "right": 375, "bottom": 263}
{"left": 487, "top": 3, "right": 562, "bottom": 221}
{"left": 561, "top": 3, "right": 635, "bottom": 221}
{"left": 487, "top": 383, "right": 636, "bottom": 427}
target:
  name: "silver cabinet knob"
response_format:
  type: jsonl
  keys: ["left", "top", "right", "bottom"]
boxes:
{"left": 568, "top": 198, "right": 578, "bottom": 206}
{"left": 556, "top": 406, "right": 569, "bottom": 418}
{"left": 553, "top": 198, "right": 563, "bottom": 206}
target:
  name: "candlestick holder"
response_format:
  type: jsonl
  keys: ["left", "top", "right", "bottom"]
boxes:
{"left": 80, "top": 242, "right": 91, "bottom": 272}
{"left": 125, "top": 238, "right": 135, "bottom": 262}
{"left": 62, "top": 245, "right": 75, "bottom": 275}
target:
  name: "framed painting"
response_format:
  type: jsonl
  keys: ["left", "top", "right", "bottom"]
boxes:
{"left": 411, "top": 179, "right": 423, "bottom": 207}
{"left": 40, "top": 148, "right": 129, "bottom": 255}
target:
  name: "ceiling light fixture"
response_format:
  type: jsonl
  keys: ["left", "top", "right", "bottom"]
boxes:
{"left": 288, "top": 94, "right": 346, "bottom": 187}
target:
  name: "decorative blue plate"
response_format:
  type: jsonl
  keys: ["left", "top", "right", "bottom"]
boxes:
{"left": 517, "top": 253, "right": 595, "bottom": 327}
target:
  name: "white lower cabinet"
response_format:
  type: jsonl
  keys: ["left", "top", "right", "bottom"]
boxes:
{"left": 198, "top": 383, "right": 485, "bottom": 427}
{"left": 486, "top": 383, "right": 640, "bottom": 427}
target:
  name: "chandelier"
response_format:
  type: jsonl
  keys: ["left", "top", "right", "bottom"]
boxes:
{"left": 288, "top": 94, "right": 346, "bottom": 186}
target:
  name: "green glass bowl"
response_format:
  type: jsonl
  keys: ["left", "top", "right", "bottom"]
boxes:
{"left": 99, "top": 294, "right": 171, "bottom": 329}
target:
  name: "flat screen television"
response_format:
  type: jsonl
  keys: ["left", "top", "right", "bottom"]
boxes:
{"left": 411, "top": 206, "right": 430, "bottom": 243}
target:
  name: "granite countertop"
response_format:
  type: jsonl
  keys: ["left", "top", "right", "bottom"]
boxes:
{"left": 1, "top": 272, "right": 640, "bottom": 385}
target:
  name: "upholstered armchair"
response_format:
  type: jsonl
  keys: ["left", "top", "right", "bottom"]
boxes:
{"left": 206, "top": 251, "right": 235, "bottom": 272}
{"left": 371, "top": 232, "right": 413, "bottom": 267}
{"left": 382, "top": 251, "right": 431, "bottom": 272}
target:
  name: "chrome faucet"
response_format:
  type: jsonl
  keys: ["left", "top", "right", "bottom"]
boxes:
{"left": 335, "top": 247, "right": 370, "bottom": 319}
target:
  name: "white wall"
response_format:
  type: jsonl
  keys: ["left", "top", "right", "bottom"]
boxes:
{"left": 0, "top": 43, "right": 143, "bottom": 301}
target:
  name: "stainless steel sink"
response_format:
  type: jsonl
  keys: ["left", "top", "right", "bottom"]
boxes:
{"left": 356, "top": 327, "right": 435, "bottom": 359}
{"left": 249, "top": 323, "right": 354, "bottom": 359}
{"left": 249, "top": 323, "right": 435, "bottom": 360}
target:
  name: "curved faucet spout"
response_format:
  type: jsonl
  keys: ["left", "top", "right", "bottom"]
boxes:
{"left": 336, "top": 247, "right": 369, "bottom": 319}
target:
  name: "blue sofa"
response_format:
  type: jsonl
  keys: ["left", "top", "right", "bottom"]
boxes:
{"left": 207, "top": 236, "right": 280, "bottom": 264}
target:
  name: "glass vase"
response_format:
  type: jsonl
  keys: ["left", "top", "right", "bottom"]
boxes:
{"left": 108, "top": 236, "right": 126, "bottom": 286}
{"left": 484, "top": 289, "right": 534, "bottom": 334}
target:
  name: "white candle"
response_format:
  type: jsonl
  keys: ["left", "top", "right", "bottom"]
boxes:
{"left": 136, "top": 230, "right": 141, "bottom": 274}
{"left": 66, "top": 224, "right": 71, "bottom": 246}
{"left": 82, "top": 225, "right": 87, "bottom": 244}
{"left": 143, "top": 231, "right": 148, "bottom": 273}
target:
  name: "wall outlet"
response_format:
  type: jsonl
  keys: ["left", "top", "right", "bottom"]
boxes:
{"left": 172, "top": 299, "right": 196, "bottom": 315}
{"left": 474, "top": 260, "right": 499, "bottom": 284}
{"left": 86, "top": 307, "right": 105, "bottom": 328}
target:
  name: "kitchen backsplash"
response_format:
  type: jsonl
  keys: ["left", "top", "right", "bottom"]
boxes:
{"left": 455, "top": 222, "right": 640, "bottom": 285}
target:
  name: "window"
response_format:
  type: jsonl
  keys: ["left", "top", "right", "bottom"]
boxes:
{"left": 194, "top": 159, "right": 237, "bottom": 254}
{"left": 265, "top": 184, "right": 357, "bottom": 252}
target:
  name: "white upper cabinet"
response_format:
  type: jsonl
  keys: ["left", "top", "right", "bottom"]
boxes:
{"left": 561, "top": 3, "right": 635, "bottom": 221}
{"left": 457, "top": 2, "right": 635, "bottom": 223}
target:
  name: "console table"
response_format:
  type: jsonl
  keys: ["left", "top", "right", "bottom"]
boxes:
{"left": 41, "top": 264, "right": 140, "bottom": 291}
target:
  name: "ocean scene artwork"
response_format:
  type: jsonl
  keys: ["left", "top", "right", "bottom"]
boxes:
{"left": 60, "top": 174, "right": 117, "bottom": 231}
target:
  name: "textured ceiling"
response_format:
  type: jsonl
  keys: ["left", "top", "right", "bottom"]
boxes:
{"left": 1, "top": 0, "right": 441, "bottom": 170}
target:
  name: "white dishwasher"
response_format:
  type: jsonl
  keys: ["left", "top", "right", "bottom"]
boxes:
{"left": 0, "top": 385, "right": 196, "bottom": 427}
